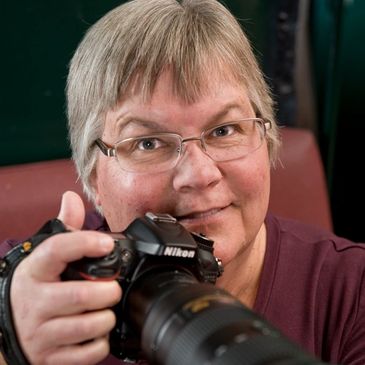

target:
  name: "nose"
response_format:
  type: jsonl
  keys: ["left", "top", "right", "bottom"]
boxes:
{"left": 172, "top": 141, "right": 223, "bottom": 192}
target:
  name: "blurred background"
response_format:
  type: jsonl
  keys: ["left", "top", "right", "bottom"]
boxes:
{"left": 1, "top": 0, "right": 364, "bottom": 241}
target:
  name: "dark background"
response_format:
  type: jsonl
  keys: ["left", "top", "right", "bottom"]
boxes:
{"left": 1, "top": 0, "right": 364, "bottom": 241}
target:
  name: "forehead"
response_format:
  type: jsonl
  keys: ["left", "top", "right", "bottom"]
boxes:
{"left": 104, "top": 69, "right": 254, "bottom": 137}
{"left": 131, "top": 64, "right": 249, "bottom": 102}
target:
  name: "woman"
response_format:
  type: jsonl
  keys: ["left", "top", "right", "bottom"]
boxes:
{"left": 1, "top": 1, "right": 364, "bottom": 364}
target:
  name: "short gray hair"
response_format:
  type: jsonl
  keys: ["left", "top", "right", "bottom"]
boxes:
{"left": 67, "top": 0, "right": 280, "bottom": 203}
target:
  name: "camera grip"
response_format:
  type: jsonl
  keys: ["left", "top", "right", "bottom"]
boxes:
{"left": 61, "top": 244, "right": 123, "bottom": 281}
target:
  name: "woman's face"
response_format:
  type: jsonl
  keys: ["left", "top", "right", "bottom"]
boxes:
{"left": 93, "top": 71, "right": 271, "bottom": 265}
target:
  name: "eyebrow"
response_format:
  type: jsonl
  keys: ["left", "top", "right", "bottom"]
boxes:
{"left": 206, "top": 102, "right": 253, "bottom": 124}
{"left": 114, "top": 118, "right": 167, "bottom": 138}
{"left": 114, "top": 101, "right": 253, "bottom": 134}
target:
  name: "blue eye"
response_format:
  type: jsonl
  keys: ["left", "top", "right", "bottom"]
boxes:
{"left": 211, "top": 124, "right": 235, "bottom": 137}
{"left": 137, "top": 138, "right": 162, "bottom": 150}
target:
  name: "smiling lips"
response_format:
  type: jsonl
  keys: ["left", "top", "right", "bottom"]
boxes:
{"left": 176, "top": 205, "right": 229, "bottom": 222}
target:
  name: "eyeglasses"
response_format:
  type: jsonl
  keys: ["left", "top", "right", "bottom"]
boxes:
{"left": 95, "top": 117, "right": 271, "bottom": 173}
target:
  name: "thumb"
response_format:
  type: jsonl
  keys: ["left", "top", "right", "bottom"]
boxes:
{"left": 57, "top": 191, "right": 86, "bottom": 230}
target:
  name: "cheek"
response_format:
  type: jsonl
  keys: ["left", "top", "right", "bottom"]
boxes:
{"left": 229, "top": 151, "right": 271, "bottom": 205}
{"left": 215, "top": 151, "right": 270, "bottom": 262}
{"left": 94, "top": 161, "right": 170, "bottom": 231}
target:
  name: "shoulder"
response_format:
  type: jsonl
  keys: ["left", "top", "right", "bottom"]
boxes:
{"left": 266, "top": 213, "right": 365, "bottom": 254}
{"left": 265, "top": 213, "right": 365, "bottom": 289}
{"left": 263, "top": 214, "right": 365, "bottom": 363}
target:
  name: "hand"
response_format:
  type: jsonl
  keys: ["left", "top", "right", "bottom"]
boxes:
{"left": 10, "top": 191, "right": 122, "bottom": 365}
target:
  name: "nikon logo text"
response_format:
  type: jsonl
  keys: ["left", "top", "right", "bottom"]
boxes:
{"left": 164, "top": 247, "right": 195, "bottom": 258}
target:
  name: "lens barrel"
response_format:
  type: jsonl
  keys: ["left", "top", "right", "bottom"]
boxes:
{"left": 123, "top": 268, "right": 324, "bottom": 365}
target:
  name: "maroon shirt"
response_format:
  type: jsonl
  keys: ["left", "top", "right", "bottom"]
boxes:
{"left": 1, "top": 213, "right": 364, "bottom": 364}
{"left": 255, "top": 214, "right": 365, "bottom": 365}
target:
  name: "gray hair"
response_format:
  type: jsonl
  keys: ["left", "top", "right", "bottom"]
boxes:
{"left": 67, "top": 0, "right": 280, "bottom": 203}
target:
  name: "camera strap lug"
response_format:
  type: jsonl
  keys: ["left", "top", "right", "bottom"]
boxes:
{"left": 145, "top": 212, "right": 177, "bottom": 223}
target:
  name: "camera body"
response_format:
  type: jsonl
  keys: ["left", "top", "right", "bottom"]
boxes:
{"left": 62, "top": 212, "right": 224, "bottom": 361}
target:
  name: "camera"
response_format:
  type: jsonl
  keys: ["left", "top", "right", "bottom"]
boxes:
{"left": 62, "top": 212, "right": 224, "bottom": 361}
{"left": 61, "top": 212, "right": 325, "bottom": 365}
{"left": 0, "top": 213, "right": 326, "bottom": 365}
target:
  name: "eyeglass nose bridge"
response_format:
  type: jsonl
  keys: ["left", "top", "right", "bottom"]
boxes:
{"left": 179, "top": 135, "right": 208, "bottom": 157}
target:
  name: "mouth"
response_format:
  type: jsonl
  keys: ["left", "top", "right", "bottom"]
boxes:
{"left": 175, "top": 205, "right": 229, "bottom": 223}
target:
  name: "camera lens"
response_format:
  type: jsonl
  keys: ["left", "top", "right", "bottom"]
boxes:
{"left": 120, "top": 268, "right": 323, "bottom": 365}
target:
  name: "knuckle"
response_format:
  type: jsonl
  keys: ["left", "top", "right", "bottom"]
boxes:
{"left": 72, "top": 318, "right": 94, "bottom": 337}
{"left": 110, "top": 281, "right": 123, "bottom": 303}
{"left": 96, "top": 337, "right": 110, "bottom": 359}
{"left": 69, "top": 284, "right": 91, "bottom": 306}
{"left": 104, "top": 309, "right": 117, "bottom": 329}
{"left": 39, "top": 235, "right": 63, "bottom": 261}
{"left": 82, "top": 337, "right": 110, "bottom": 365}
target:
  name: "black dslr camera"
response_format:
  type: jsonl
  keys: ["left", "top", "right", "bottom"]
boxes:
{"left": 0, "top": 212, "right": 327, "bottom": 365}
{"left": 61, "top": 212, "right": 224, "bottom": 361}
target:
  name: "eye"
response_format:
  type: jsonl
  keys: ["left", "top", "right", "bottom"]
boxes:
{"left": 136, "top": 137, "right": 164, "bottom": 150}
{"left": 210, "top": 124, "right": 237, "bottom": 138}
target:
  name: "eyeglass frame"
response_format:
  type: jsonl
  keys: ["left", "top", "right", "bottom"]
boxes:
{"left": 94, "top": 117, "right": 272, "bottom": 172}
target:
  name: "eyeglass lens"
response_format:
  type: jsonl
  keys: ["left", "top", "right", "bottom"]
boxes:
{"left": 114, "top": 119, "right": 265, "bottom": 173}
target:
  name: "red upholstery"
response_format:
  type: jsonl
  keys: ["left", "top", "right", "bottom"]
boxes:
{"left": 0, "top": 128, "right": 332, "bottom": 242}
{"left": 269, "top": 128, "right": 332, "bottom": 230}
{"left": 0, "top": 160, "right": 92, "bottom": 241}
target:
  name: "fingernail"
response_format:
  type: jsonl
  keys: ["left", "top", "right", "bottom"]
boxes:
{"left": 58, "top": 193, "right": 67, "bottom": 219}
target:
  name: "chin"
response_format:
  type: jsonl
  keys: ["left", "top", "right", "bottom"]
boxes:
{"left": 205, "top": 232, "right": 241, "bottom": 265}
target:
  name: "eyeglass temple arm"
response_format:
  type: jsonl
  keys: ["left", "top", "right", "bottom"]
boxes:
{"left": 251, "top": 102, "right": 272, "bottom": 133}
{"left": 263, "top": 119, "right": 272, "bottom": 132}
{"left": 95, "top": 139, "right": 116, "bottom": 157}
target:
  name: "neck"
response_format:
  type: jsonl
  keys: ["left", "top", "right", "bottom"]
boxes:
{"left": 216, "top": 223, "right": 267, "bottom": 309}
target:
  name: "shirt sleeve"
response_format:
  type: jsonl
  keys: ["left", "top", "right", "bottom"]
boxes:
{"left": 0, "top": 239, "right": 19, "bottom": 258}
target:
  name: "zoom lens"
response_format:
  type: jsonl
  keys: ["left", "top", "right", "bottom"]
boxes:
{"left": 123, "top": 269, "right": 324, "bottom": 365}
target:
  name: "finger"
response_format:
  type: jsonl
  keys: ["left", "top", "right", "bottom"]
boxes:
{"left": 24, "top": 230, "right": 114, "bottom": 281}
{"left": 37, "top": 309, "right": 116, "bottom": 348}
{"left": 34, "top": 281, "right": 122, "bottom": 318}
{"left": 57, "top": 191, "right": 86, "bottom": 230}
{"left": 35, "top": 336, "right": 110, "bottom": 365}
